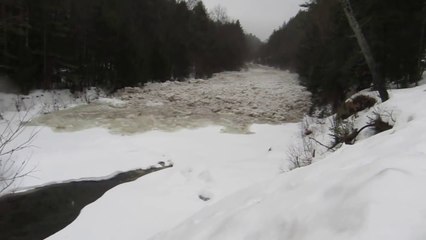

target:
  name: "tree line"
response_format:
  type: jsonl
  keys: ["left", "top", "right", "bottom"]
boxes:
{"left": 260, "top": 0, "right": 426, "bottom": 108}
{"left": 0, "top": 0, "right": 248, "bottom": 93}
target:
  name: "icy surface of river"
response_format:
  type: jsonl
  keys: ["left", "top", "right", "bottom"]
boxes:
{"left": 33, "top": 65, "right": 311, "bottom": 134}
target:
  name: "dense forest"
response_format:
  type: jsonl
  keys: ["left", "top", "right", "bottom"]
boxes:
{"left": 0, "top": 0, "right": 248, "bottom": 93}
{"left": 261, "top": 0, "right": 426, "bottom": 108}
{"left": 1, "top": 0, "right": 425, "bottom": 108}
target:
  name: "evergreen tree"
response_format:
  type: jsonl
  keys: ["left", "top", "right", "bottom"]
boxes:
{"left": 0, "top": 0, "right": 250, "bottom": 93}
{"left": 261, "top": 0, "right": 425, "bottom": 108}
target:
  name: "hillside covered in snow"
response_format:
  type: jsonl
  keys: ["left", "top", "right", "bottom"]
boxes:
{"left": 151, "top": 75, "right": 426, "bottom": 240}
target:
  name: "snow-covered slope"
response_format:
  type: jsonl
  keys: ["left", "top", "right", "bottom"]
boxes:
{"left": 150, "top": 83, "right": 426, "bottom": 239}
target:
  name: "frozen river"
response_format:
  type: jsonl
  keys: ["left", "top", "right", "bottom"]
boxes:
{"left": 33, "top": 65, "right": 311, "bottom": 134}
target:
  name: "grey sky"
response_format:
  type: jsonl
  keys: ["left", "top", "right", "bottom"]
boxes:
{"left": 202, "top": 0, "right": 305, "bottom": 41}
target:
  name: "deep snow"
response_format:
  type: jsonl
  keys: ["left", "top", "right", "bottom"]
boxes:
{"left": 149, "top": 78, "right": 426, "bottom": 240}
{"left": 2, "top": 67, "right": 425, "bottom": 240}
{"left": 46, "top": 124, "right": 300, "bottom": 240}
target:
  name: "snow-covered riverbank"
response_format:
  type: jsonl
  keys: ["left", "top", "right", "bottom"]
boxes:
{"left": 0, "top": 65, "right": 309, "bottom": 191}
{"left": 0, "top": 65, "right": 308, "bottom": 239}
{"left": 4, "top": 67, "right": 424, "bottom": 240}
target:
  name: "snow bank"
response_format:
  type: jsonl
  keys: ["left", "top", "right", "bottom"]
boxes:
{"left": 150, "top": 83, "right": 426, "bottom": 239}
{"left": 0, "top": 88, "right": 106, "bottom": 119}
{"left": 0, "top": 90, "right": 76, "bottom": 115}
{"left": 6, "top": 127, "right": 171, "bottom": 191}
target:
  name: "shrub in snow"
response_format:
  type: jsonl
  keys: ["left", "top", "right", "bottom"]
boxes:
{"left": 329, "top": 117, "right": 357, "bottom": 146}
{"left": 337, "top": 94, "right": 377, "bottom": 120}
{"left": 74, "top": 87, "right": 103, "bottom": 105}
{"left": 367, "top": 109, "right": 395, "bottom": 134}
{"left": 288, "top": 100, "right": 396, "bottom": 173}
{"left": 287, "top": 143, "right": 315, "bottom": 170}
{"left": 286, "top": 118, "right": 316, "bottom": 170}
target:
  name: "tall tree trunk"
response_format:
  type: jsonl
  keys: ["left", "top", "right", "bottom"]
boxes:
{"left": 417, "top": 2, "right": 426, "bottom": 85}
{"left": 24, "top": 6, "right": 29, "bottom": 48}
{"left": 2, "top": 3, "right": 7, "bottom": 64}
{"left": 43, "top": 22, "right": 48, "bottom": 88}
{"left": 340, "top": 0, "right": 389, "bottom": 102}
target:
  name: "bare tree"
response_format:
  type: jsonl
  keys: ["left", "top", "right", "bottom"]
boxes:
{"left": 186, "top": 0, "right": 200, "bottom": 10}
{"left": 340, "top": 0, "right": 389, "bottom": 102}
{"left": 209, "top": 5, "right": 230, "bottom": 23}
{"left": 0, "top": 112, "right": 37, "bottom": 194}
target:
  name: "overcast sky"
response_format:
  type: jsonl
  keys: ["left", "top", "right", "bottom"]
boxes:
{"left": 202, "top": 0, "right": 305, "bottom": 41}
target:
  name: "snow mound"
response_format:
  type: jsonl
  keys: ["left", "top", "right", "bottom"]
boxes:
{"left": 150, "top": 84, "right": 426, "bottom": 239}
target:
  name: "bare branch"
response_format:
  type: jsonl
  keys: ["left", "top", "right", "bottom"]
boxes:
{"left": 0, "top": 110, "right": 38, "bottom": 194}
